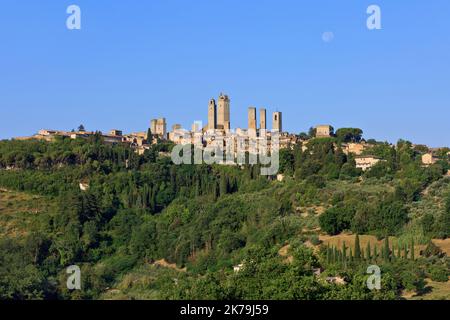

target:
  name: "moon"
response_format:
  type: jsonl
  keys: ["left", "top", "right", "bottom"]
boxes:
{"left": 322, "top": 31, "right": 334, "bottom": 43}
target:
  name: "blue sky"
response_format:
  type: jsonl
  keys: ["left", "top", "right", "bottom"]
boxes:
{"left": 1, "top": 1, "right": 449, "bottom": 146}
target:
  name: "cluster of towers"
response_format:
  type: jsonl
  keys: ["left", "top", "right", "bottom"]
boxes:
{"left": 207, "top": 93, "right": 282, "bottom": 134}
{"left": 208, "top": 93, "right": 231, "bottom": 130}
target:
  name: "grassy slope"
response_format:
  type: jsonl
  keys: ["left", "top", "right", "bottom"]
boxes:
{"left": 0, "top": 188, "right": 55, "bottom": 238}
{"left": 411, "top": 279, "right": 450, "bottom": 300}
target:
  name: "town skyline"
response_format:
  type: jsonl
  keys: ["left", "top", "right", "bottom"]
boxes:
{"left": 1, "top": 1, "right": 450, "bottom": 147}
{"left": 1, "top": 1, "right": 450, "bottom": 305}
{"left": 4, "top": 91, "right": 450, "bottom": 149}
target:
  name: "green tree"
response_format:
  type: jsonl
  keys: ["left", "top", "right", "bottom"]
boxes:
{"left": 354, "top": 234, "right": 361, "bottom": 261}
{"left": 436, "top": 197, "right": 450, "bottom": 239}
{"left": 365, "top": 242, "right": 371, "bottom": 261}
{"left": 383, "top": 237, "right": 390, "bottom": 262}
{"left": 335, "top": 128, "right": 363, "bottom": 143}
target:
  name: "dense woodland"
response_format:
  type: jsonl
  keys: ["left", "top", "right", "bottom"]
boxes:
{"left": 0, "top": 131, "right": 449, "bottom": 300}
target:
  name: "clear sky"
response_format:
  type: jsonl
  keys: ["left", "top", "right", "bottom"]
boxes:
{"left": 1, "top": 0, "right": 449, "bottom": 146}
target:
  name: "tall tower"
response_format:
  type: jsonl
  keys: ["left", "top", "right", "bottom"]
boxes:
{"left": 150, "top": 119, "right": 157, "bottom": 133}
{"left": 207, "top": 98, "right": 217, "bottom": 130}
{"left": 156, "top": 118, "right": 167, "bottom": 137}
{"left": 259, "top": 108, "right": 267, "bottom": 130}
{"left": 217, "top": 93, "right": 230, "bottom": 130}
{"left": 272, "top": 112, "right": 282, "bottom": 132}
{"left": 248, "top": 107, "right": 257, "bottom": 137}
{"left": 248, "top": 107, "right": 257, "bottom": 131}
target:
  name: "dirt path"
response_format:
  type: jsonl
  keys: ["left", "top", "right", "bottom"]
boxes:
{"left": 153, "top": 259, "right": 187, "bottom": 272}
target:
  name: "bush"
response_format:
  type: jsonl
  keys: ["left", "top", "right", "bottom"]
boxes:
{"left": 309, "top": 235, "right": 322, "bottom": 246}
{"left": 305, "top": 175, "right": 326, "bottom": 189}
{"left": 429, "top": 266, "right": 449, "bottom": 282}
{"left": 319, "top": 205, "right": 355, "bottom": 235}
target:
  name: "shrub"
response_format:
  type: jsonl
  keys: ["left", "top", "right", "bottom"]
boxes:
{"left": 429, "top": 266, "right": 449, "bottom": 282}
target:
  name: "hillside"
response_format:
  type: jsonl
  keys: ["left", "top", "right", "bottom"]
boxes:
{"left": 0, "top": 189, "right": 56, "bottom": 238}
{"left": 0, "top": 136, "right": 449, "bottom": 300}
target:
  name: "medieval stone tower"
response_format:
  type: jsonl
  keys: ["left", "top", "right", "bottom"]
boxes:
{"left": 217, "top": 93, "right": 230, "bottom": 130}
{"left": 272, "top": 111, "right": 282, "bottom": 132}
{"left": 260, "top": 108, "right": 267, "bottom": 130}
{"left": 248, "top": 107, "right": 257, "bottom": 131}
{"left": 248, "top": 107, "right": 257, "bottom": 137}
{"left": 207, "top": 98, "right": 217, "bottom": 130}
{"left": 156, "top": 118, "right": 167, "bottom": 137}
{"left": 150, "top": 119, "right": 157, "bottom": 134}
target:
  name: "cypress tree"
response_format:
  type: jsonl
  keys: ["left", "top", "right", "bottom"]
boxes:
{"left": 150, "top": 187, "right": 157, "bottom": 212}
{"left": 195, "top": 179, "right": 201, "bottom": 197}
{"left": 373, "top": 245, "right": 378, "bottom": 262}
{"left": 354, "top": 234, "right": 361, "bottom": 260}
{"left": 342, "top": 242, "right": 347, "bottom": 260}
{"left": 142, "top": 185, "right": 150, "bottom": 208}
{"left": 383, "top": 237, "right": 390, "bottom": 262}
{"left": 326, "top": 245, "right": 331, "bottom": 264}
{"left": 333, "top": 246, "right": 338, "bottom": 264}
{"left": 213, "top": 181, "right": 220, "bottom": 200}
{"left": 329, "top": 246, "right": 334, "bottom": 264}
{"left": 397, "top": 244, "right": 402, "bottom": 259}
{"left": 220, "top": 174, "right": 228, "bottom": 196}
{"left": 366, "top": 242, "right": 372, "bottom": 261}
{"left": 411, "top": 239, "right": 415, "bottom": 260}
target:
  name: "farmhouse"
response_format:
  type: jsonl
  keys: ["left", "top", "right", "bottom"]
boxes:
{"left": 355, "top": 155, "right": 383, "bottom": 171}
{"left": 421, "top": 153, "right": 438, "bottom": 166}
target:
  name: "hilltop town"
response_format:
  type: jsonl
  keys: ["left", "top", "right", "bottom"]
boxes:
{"left": 13, "top": 93, "right": 450, "bottom": 172}
{"left": 2, "top": 94, "right": 450, "bottom": 301}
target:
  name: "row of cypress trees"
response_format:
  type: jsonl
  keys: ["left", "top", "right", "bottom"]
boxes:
{"left": 325, "top": 234, "right": 416, "bottom": 266}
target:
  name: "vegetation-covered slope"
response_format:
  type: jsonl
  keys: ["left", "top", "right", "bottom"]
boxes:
{"left": 0, "top": 134, "right": 449, "bottom": 300}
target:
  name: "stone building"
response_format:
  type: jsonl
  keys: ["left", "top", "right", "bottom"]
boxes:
{"left": 109, "top": 129, "right": 123, "bottom": 136}
{"left": 70, "top": 132, "right": 93, "bottom": 140}
{"left": 315, "top": 125, "right": 333, "bottom": 138}
{"left": 260, "top": 108, "right": 267, "bottom": 131}
{"left": 343, "top": 142, "right": 368, "bottom": 156}
{"left": 279, "top": 133, "right": 299, "bottom": 150}
{"left": 422, "top": 153, "right": 438, "bottom": 166}
{"left": 217, "top": 93, "right": 231, "bottom": 130}
{"left": 102, "top": 134, "right": 125, "bottom": 144}
{"left": 355, "top": 155, "right": 383, "bottom": 171}
{"left": 248, "top": 107, "right": 257, "bottom": 137}
{"left": 123, "top": 132, "right": 146, "bottom": 146}
{"left": 207, "top": 98, "right": 217, "bottom": 130}
{"left": 172, "top": 124, "right": 182, "bottom": 132}
{"left": 272, "top": 112, "right": 282, "bottom": 132}
{"left": 169, "top": 128, "right": 193, "bottom": 145}
{"left": 150, "top": 119, "right": 157, "bottom": 134}
{"left": 192, "top": 121, "right": 202, "bottom": 133}
{"left": 154, "top": 118, "right": 167, "bottom": 138}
